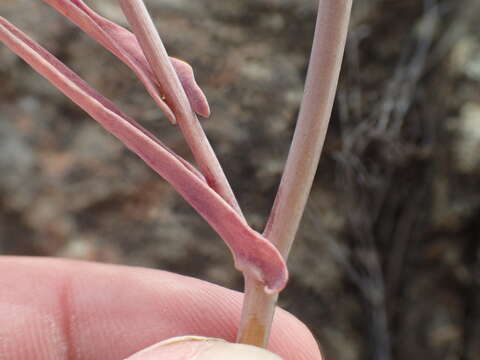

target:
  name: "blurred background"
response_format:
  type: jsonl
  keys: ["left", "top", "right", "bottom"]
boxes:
{"left": 1, "top": 0, "right": 479, "bottom": 359}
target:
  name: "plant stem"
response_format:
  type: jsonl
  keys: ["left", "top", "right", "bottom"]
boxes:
{"left": 237, "top": 0, "right": 352, "bottom": 347}
{"left": 119, "top": 0, "right": 243, "bottom": 216}
{"left": 237, "top": 278, "right": 278, "bottom": 347}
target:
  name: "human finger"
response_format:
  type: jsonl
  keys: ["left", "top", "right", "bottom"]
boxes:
{"left": 0, "top": 256, "right": 321, "bottom": 360}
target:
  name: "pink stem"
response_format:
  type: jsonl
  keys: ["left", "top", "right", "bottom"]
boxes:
{"left": 0, "top": 16, "right": 287, "bottom": 294}
{"left": 237, "top": 0, "right": 353, "bottom": 347}
{"left": 118, "top": 0, "right": 243, "bottom": 217}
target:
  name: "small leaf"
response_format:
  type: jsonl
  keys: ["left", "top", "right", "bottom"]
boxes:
{"left": 41, "top": 0, "right": 210, "bottom": 123}
{"left": 171, "top": 57, "right": 211, "bottom": 119}
{"left": 0, "top": 17, "right": 286, "bottom": 293}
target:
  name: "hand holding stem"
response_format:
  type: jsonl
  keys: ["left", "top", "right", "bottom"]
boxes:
{"left": 0, "top": 0, "right": 352, "bottom": 353}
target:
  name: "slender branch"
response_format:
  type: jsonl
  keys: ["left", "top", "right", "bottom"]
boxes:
{"left": 265, "top": 0, "right": 352, "bottom": 258}
{"left": 237, "top": 0, "right": 352, "bottom": 347}
{"left": 118, "top": 0, "right": 243, "bottom": 216}
{"left": 0, "top": 15, "right": 288, "bottom": 294}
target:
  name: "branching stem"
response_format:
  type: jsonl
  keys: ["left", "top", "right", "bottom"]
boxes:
{"left": 237, "top": 0, "right": 352, "bottom": 347}
{"left": 119, "top": 0, "right": 243, "bottom": 216}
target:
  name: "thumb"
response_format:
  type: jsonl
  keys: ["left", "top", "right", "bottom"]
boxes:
{"left": 125, "top": 336, "right": 284, "bottom": 360}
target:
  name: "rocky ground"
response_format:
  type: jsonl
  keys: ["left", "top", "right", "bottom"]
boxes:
{"left": 1, "top": 1, "right": 480, "bottom": 359}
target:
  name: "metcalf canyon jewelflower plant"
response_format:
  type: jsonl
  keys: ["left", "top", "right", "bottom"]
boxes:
{"left": 0, "top": 0, "right": 352, "bottom": 349}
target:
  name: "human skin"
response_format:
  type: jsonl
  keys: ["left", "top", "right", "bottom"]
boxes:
{"left": 0, "top": 257, "right": 321, "bottom": 360}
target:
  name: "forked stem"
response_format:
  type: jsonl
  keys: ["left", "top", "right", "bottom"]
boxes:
{"left": 237, "top": 0, "right": 352, "bottom": 347}
{"left": 118, "top": 0, "right": 243, "bottom": 216}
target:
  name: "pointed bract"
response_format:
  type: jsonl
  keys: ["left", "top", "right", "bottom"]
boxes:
{"left": 41, "top": 0, "right": 210, "bottom": 123}
{"left": 171, "top": 57, "right": 211, "bottom": 119}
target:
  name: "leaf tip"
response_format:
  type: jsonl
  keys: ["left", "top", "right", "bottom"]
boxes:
{"left": 264, "top": 265, "right": 288, "bottom": 294}
{"left": 171, "top": 57, "right": 211, "bottom": 119}
{"left": 234, "top": 237, "right": 289, "bottom": 295}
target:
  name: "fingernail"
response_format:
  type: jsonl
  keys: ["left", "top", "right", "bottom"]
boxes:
{"left": 125, "top": 336, "right": 223, "bottom": 360}
{"left": 125, "top": 335, "right": 284, "bottom": 359}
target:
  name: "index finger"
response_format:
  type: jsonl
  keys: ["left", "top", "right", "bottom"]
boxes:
{"left": 0, "top": 256, "right": 321, "bottom": 360}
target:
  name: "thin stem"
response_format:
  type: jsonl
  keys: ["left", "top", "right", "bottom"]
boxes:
{"left": 118, "top": 0, "right": 243, "bottom": 216}
{"left": 265, "top": 0, "right": 352, "bottom": 258}
{"left": 237, "top": 278, "right": 278, "bottom": 347}
{"left": 237, "top": 0, "right": 352, "bottom": 347}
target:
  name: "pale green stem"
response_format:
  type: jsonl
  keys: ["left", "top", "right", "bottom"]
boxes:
{"left": 237, "top": 0, "right": 352, "bottom": 347}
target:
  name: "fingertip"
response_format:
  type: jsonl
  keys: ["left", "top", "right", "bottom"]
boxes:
{"left": 125, "top": 336, "right": 217, "bottom": 360}
{"left": 126, "top": 336, "right": 283, "bottom": 360}
{"left": 270, "top": 310, "right": 323, "bottom": 360}
{"left": 0, "top": 257, "right": 322, "bottom": 360}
